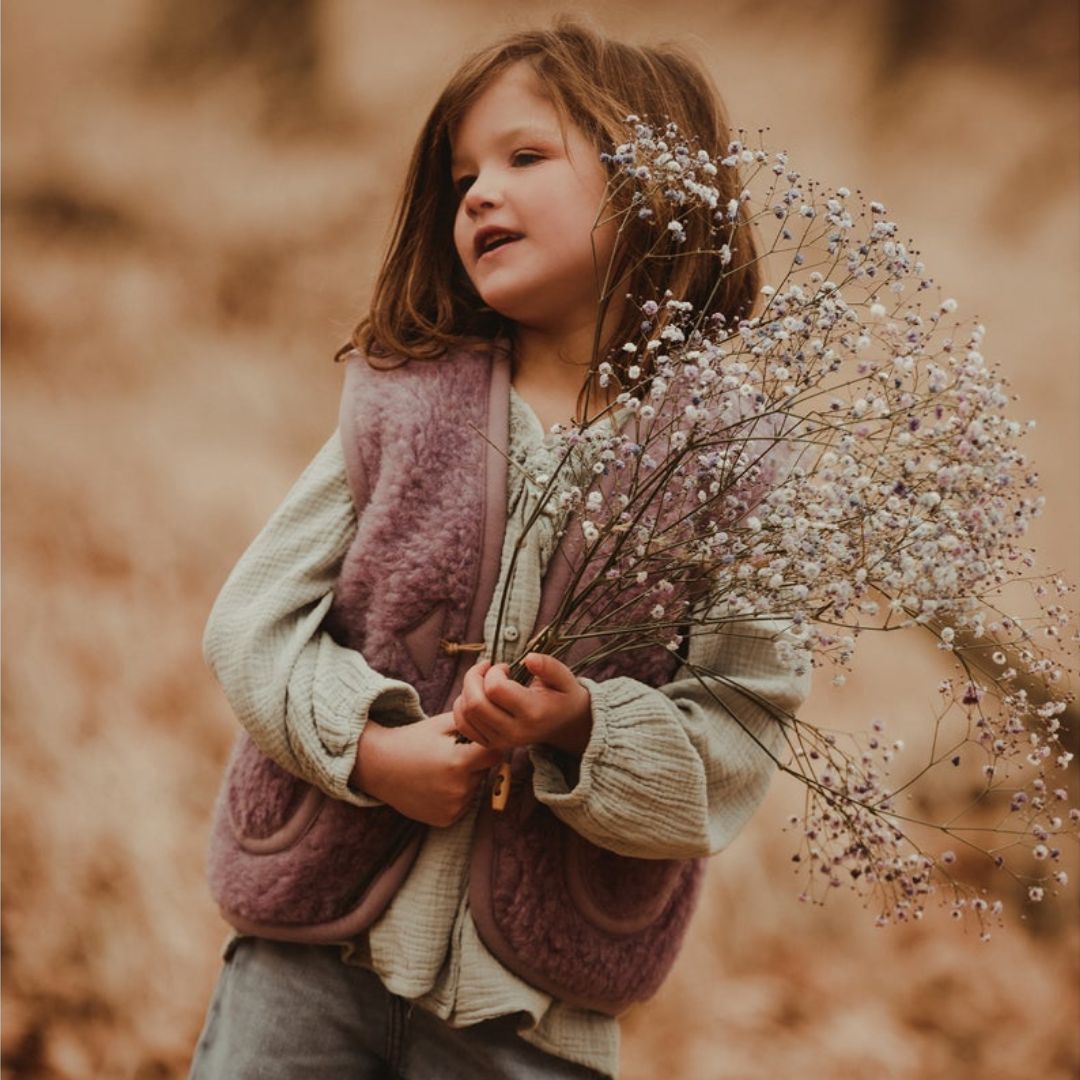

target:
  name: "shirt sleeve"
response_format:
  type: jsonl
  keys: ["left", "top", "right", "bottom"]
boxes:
{"left": 528, "top": 614, "right": 810, "bottom": 859}
{"left": 202, "top": 430, "right": 426, "bottom": 807}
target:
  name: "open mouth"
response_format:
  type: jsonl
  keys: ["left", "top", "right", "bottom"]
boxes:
{"left": 475, "top": 231, "right": 524, "bottom": 259}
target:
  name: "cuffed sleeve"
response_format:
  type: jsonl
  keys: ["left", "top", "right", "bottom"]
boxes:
{"left": 202, "top": 430, "right": 426, "bottom": 808}
{"left": 530, "top": 615, "right": 810, "bottom": 859}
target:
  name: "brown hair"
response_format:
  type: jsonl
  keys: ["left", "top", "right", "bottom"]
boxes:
{"left": 337, "top": 17, "right": 761, "bottom": 371}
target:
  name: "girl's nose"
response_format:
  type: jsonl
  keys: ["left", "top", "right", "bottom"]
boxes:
{"left": 462, "top": 175, "right": 503, "bottom": 216}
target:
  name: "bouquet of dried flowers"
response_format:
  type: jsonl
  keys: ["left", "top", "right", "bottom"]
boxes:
{"left": 487, "top": 118, "right": 1079, "bottom": 936}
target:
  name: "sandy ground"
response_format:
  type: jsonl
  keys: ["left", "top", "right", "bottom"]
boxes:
{"left": 3, "top": 1, "right": 1078, "bottom": 1077}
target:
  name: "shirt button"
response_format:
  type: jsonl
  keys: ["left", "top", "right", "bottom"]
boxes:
{"left": 502, "top": 625, "right": 520, "bottom": 642}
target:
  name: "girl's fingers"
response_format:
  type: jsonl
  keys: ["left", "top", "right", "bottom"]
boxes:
{"left": 453, "top": 717, "right": 485, "bottom": 747}
{"left": 462, "top": 659, "right": 515, "bottom": 729}
{"left": 521, "top": 651, "right": 575, "bottom": 691}
{"left": 481, "top": 662, "right": 532, "bottom": 713}
{"left": 432, "top": 712, "right": 458, "bottom": 732}
{"left": 462, "top": 743, "right": 505, "bottom": 772}
{"left": 453, "top": 695, "right": 494, "bottom": 747}
{"left": 454, "top": 712, "right": 508, "bottom": 760}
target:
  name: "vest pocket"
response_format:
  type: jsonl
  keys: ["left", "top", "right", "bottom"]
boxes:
{"left": 562, "top": 830, "right": 685, "bottom": 935}
{"left": 207, "top": 733, "right": 425, "bottom": 934}
{"left": 224, "top": 734, "right": 324, "bottom": 853}
{"left": 469, "top": 756, "right": 705, "bottom": 1015}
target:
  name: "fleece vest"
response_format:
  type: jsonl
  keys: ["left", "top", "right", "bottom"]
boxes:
{"left": 206, "top": 341, "right": 705, "bottom": 1015}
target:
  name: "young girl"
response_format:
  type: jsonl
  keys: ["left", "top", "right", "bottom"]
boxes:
{"left": 189, "top": 19, "right": 810, "bottom": 1080}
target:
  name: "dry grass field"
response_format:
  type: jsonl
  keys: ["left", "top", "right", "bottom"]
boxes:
{"left": 3, "top": 2, "right": 1078, "bottom": 1077}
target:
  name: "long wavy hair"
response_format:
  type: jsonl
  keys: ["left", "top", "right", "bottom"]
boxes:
{"left": 337, "top": 17, "right": 761, "bottom": 375}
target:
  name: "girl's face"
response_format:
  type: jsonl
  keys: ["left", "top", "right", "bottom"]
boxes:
{"left": 450, "top": 63, "right": 616, "bottom": 336}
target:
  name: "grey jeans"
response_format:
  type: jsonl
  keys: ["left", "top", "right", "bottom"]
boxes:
{"left": 187, "top": 936, "right": 608, "bottom": 1079}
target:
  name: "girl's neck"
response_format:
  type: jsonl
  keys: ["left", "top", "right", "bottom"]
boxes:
{"left": 510, "top": 301, "right": 624, "bottom": 428}
{"left": 511, "top": 326, "right": 613, "bottom": 429}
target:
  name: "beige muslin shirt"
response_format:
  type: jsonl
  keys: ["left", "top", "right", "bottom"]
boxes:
{"left": 202, "top": 386, "right": 811, "bottom": 1078}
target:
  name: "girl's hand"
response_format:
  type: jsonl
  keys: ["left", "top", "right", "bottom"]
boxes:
{"left": 452, "top": 654, "right": 593, "bottom": 755}
{"left": 351, "top": 713, "right": 503, "bottom": 828}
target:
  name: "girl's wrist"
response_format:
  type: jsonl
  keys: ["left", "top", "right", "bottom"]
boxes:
{"left": 544, "top": 690, "right": 593, "bottom": 756}
{"left": 351, "top": 721, "right": 391, "bottom": 798}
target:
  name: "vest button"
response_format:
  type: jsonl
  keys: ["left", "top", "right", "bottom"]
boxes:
{"left": 502, "top": 625, "right": 520, "bottom": 642}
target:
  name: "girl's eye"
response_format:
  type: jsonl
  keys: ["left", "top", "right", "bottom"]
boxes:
{"left": 452, "top": 152, "right": 542, "bottom": 199}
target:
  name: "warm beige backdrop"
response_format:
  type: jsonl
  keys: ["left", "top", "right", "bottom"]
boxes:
{"left": 3, "top": 1, "right": 1078, "bottom": 1077}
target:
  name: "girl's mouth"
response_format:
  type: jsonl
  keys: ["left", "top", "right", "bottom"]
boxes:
{"left": 475, "top": 230, "right": 524, "bottom": 260}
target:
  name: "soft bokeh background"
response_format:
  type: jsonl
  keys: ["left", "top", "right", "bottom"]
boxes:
{"left": 3, "top": 1, "right": 1079, "bottom": 1077}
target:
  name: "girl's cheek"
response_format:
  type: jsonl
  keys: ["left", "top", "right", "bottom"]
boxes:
{"left": 452, "top": 219, "right": 471, "bottom": 268}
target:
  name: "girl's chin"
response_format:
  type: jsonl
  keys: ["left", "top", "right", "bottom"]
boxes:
{"left": 477, "top": 294, "right": 550, "bottom": 326}
{"left": 476, "top": 288, "right": 583, "bottom": 332}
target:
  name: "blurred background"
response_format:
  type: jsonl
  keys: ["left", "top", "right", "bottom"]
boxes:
{"left": 2, "top": 1, "right": 1078, "bottom": 1077}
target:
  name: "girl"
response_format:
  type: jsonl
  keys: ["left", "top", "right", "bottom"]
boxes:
{"left": 189, "top": 19, "right": 810, "bottom": 1080}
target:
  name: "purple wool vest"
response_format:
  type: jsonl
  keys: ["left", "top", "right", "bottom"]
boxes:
{"left": 206, "top": 341, "right": 705, "bottom": 1015}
